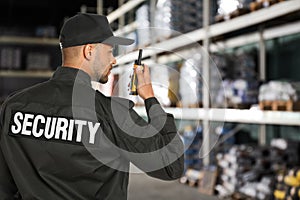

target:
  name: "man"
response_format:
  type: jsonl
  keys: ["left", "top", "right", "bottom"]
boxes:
{"left": 0, "top": 13, "right": 184, "bottom": 199}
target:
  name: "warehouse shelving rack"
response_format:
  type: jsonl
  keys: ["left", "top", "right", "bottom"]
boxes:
{"left": 111, "top": 0, "right": 300, "bottom": 165}
{"left": 0, "top": 0, "right": 300, "bottom": 165}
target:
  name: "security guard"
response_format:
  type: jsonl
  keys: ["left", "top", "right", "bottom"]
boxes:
{"left": 0, "top": 13, "right": 184, "bottom": 199}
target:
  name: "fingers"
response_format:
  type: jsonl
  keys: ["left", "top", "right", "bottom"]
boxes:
{"left": 143, "top": 65, "right": 151, "bottom": 84}
{"left": 135, "top": 64, "right": 146, "bottom": 86}
{"left": 136, "top": 65, "right": 151, "bottom": 83}
{"left": 133, "top": 64, "right": 154, "bottom": 99}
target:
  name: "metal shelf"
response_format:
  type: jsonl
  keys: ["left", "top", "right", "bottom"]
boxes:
{"left": 209, "top": 0, "right": 300, "bottom": 38}
{"left": 134, "top": 107, "right": 300, "bottom": 126}
{"left": 0, "top": 36, "right": 59, "bottom": 45}
{"left": 0, "top": 70, "right": 53, "bottom": 78}
{"left": 210, "top": 20, "right": 300, "bottom": 52}
{"left": 116, "top": 0, "right": 300, "bottom": 65}
{"left": 107, "top": 0, "right": 147, "bottom": 23}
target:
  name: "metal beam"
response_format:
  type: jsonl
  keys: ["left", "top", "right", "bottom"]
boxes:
{"left": 0, "top": 36, "right": 58, "bottom": 45}
{"left": 107, "top": 0, "right": 147, "bottom": 23}
{"left": 114, "top": 21, "right": 138, "bottom": 36}
{"left": 210, "top": 20, "right": 300, "bottom": 52}
{"left": 116, "top": 1, "right": 300, "bottom": 65}
{"left": 209, "top": 0, "right": 300, "bottom": 38}
{"left": 133, "top": 107, "right": 300, "bottom": 126}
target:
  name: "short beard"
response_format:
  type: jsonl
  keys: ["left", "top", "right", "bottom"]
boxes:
{"left": 99, "top": 75, "right": 108, "bottom": 84}
{"left": 90, "top": 64, "right": 107, "bottom": 84}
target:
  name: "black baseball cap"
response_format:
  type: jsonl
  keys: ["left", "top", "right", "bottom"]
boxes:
{"left": 59, "top": 13, "right": 134, "bottom": 48}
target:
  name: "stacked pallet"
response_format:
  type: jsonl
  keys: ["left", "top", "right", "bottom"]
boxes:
{"left": 250, "top": 0, "right": 286, "bottom": 11}
{"left": 259, "top": 81, "right": 297, "bottom": 111}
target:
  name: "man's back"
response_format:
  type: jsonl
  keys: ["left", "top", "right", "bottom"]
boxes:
{"left": 0, "top": 67, "right": 130, "bottom": 199}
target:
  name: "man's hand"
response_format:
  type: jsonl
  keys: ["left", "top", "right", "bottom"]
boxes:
{"left": 135, "top": 65, "right": 155, "bottom": 100}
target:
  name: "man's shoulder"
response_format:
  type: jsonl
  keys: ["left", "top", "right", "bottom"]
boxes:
{"left": 3, "top": 81, "right": 50, "bottom": 105}
{"left": 0, "top": 81, "right": 49, "bottom": 131}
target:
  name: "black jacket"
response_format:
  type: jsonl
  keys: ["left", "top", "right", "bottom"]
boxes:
{"left": 0, "top": 66, "right": 184, "bottom": 200}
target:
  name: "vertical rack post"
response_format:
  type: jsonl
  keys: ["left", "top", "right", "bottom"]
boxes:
{"left": 118, "top": 0, "right": 125, "bottom": 27}
{"left": 259, "top": 26, "right": 266, "bottom": 81}
{"left": 259, "top": 26, "right": 267, "bottom": 146}
{"left": 150, "top": 0, "right": 157, "bottom": 61}
{"left": 118, "top": 0, "right": 125, "bottom": 97}
{"left": 202, "top": 0, "right": 210, "bottom": 166}
{"left": 97, "top": 0, "right": 103, "bottom": 15}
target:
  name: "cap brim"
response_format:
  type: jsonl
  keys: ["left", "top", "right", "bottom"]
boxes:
{"left": 102, "top": 36, "right": 134, "bottom": 46}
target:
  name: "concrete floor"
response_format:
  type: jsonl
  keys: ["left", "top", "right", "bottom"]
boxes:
{"left": 128, "top": 172, "right": 219, "bottom": 200}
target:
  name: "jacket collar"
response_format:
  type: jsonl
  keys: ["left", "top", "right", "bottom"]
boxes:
{"left": 51, "top": 66, "right": 92, "bottom": 86}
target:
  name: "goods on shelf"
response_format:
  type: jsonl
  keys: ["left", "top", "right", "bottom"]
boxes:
{"left": 273, "top": 167, "right": 300, "bottom": 200}
{"left": 179, "top": 168, "right": 204, "bottom": 187}
{"left": 179, "top": 125, "right": 204, "bottom": 188}
{"left": 210, "top": 53, "right": 229, "bottom": 107}
{"left": 135, "top": 4, "right": 151, "bottom": 47}
{"left": 239, "top": 177, "right": 273, "bottom": 199}
{"left": 214, "top": 50, "right": 259, "bottom": 108}
{"left": 215, "top": 139, "right": 300, "bottom": 199}
{"left": 151, "top": 63, "right": 172, "bottom": 106}
{"left": 219, "top": 79, "right": 258, "bottom": 108}
{"left": 0, "top": 47, "right": 22, "bottom": 70}
{"left": 0, "top": 46, "right": 53, "bottom": 71}
{"left": 210, "top": 53, "right": 229, "bottom": 80}
{"left": 178, "top": 48, "right": 258, "bottom": 108}
{"left": 215, "top": 0, "right": 253, "bottom": 22}
{"left": 154, "top": 0, "right": 181, "bottom": 41}
{"left": 26, "top": 52, "right": 51, "bottom": 70}
{"left": 167, "top": 62, "right": 181, "bottom": 107}
{"left": 214, "top": 123, "right": 257, "bottom": 147}
{"left": 154, "top": 0, "right": 217, "bottom": 42}
{"left": 181, "top": 125, "right": 203, "bottom": 171}
{"left": 259, "top": 81, "right": 298, "bottom": 111}
{"left": 215, "top": 0, "right": 286, "bottom": 22}
{"left": 35, "top": 26, "right": 57, "bottom": 38}
{"left": 178, "top": 49, "right": 202, "bottom": 107}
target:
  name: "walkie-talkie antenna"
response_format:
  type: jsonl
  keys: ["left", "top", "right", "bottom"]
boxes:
{"left": 136, "top": 49, "right": 143, "bottom": 65}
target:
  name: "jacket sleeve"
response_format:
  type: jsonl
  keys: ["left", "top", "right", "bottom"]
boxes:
{"left": 0, "top": 104, "right": 19, "bottom": 199}
{"left": 111, "top": 97, "right": 184, "bottom": 180}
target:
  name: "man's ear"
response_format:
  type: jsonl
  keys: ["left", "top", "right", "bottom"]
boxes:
{"left": 83, "top": 44, "right": 93, "bottom": 60}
